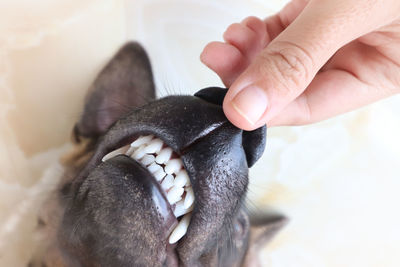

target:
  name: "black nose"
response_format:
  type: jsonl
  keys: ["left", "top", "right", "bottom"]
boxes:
{"left": 194, "top": 87, "right": 228, "bottom": 106}
{"left": 194, "top": 87, "right": 267, "bottom": 167}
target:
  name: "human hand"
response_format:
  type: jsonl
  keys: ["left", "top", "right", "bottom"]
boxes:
{"left": 201, "top": 0, "right": 400, "bottom": 130}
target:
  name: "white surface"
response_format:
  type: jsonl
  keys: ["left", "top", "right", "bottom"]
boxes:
{"left": 1, "top": 0, "right": 399, "bottom": 266}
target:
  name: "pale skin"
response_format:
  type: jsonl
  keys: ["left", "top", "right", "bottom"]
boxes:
{"left": 201, "top": 0, "right": 400, "bottom": 130}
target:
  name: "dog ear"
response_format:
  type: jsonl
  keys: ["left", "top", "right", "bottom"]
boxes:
{"left": 243, "top": 215, "right": 288, "bottom": 267}
{"left": 74, "top": 42, "right": 156, "bottom": 142}
{"left": 195, "top": 87, "right": 266, "bottom": 167}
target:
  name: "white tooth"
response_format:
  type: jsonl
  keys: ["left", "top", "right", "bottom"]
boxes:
{"left": 147, "top": 162, "right": 161, "bottom": 173}
{"left": 184, "top": 187, "right": 195, "bottom": 209}
{"left": 131, "top": 145, "right": 146, "bottom": 160}
{"left": 174, "top": 170, "right": 190, "bottom": 188}
{"left": 165, "top": 159, "right": 183, "bottom": 175}
{"left": 131, "top": 135, "right": 153, "bottom": 147}
{"left": 169, "top": 213, "right": 192, "bottom": 244}
{"left": 102, "top": 145, "right": 129, "bottom": 162}
{"left": 141, "top": 154, "right": 155, "bottom": 166}
{"left": 154, "top": 168, "right": 166, "bottom": 182}
{"left": 143, "top": 138, "right": 163, "bottom": 154}
{"left": 126, "top": 146, "right": 136, "bottom": 156}
{"left": 166, "top": 186, "right": 184, "bottom": 205}
{"left": 173, "top": 200, "right": 194, "bottom": 218}
{"left": 161, "top": 174, "right": 174, "bottom": 191}
{"left": 173, "top": 200, "right": 185, "bottom": 217}
{"left": 155, "top": 147, "right": 173, "bottom": 164}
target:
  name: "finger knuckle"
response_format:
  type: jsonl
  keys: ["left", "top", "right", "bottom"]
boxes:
{"left": 258, "top": 41, "right": 313, "bottom": 94}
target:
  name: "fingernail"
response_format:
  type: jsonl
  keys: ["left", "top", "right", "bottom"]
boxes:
{"left": 231, "top": 85, "right": 268, "bottom": 125}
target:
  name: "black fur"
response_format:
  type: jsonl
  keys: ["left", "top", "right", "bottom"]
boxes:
{"left": 51, "top": 42, "right": 284, "bottom": 267}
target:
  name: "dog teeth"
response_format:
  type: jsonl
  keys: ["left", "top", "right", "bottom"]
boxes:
{"left": 154, "top": 168, "right": 166, "bottom": 182}
{"left": 165, "top": 159, "right": 183, "bottom": 175}
{"left": 173, "top": 199, "right": 194, "bottom": 218}
{"left": 147, "top": 162, "right": 162, "bottom": 173}
{"left": 166, "top": 186, "right": 184, "bottom": 205}
{"left": 131, "top": 145, "right": 146, "bottom": 160}
{"left": 174, "top": 170, "right": 190, "bottom": 188}
{"left": 161, "top": 174, "right": 174, "bottom": 191}
{"left": 131, "top": 135, "right": 154, "bottom": 147}
{"left": 102, "top": 135, "right": 194, "bottom": 243}
{"left": 126, "top": 146, "right": 136, "bottom": 156}
{"left": 144, "top": 138, "right": 163, "bottom": 154}
{"left": 102, "top": 145, "right": 129, "bottom": 162}
{"left": 141, "top": 154, "right": 155, "bottom": 166}
{"left": 169, "top": 213, "right": 192, "bottom": 244}
{"left": 184, "top": 187, "right": 195, "bottom": 209}
{"left": 155, "top": 147, "right": 173, "bottom": 164}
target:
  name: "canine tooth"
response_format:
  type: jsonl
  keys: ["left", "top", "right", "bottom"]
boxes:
{"left": 155, "top": 147, "right": 173, "bottom": 164}
{"left": 165, "top": 159, "right": 183, "bottom": 175}
{"left": 102, "top": 145, "right": 129, "bottom": 162}
{"left": 147, "top": 162, "right": 162, "bottom": 173}
{"left": 169, "top": 213, "right": 192, "bottom": 244}
{"left": 126, "top": 146, "right": 136, "bottom": 156}
{"left": 173, "top": 200, "right": 194, "bottom": 218}
{"left": 144, "top": 138, "right": 163, "bottom": 154}
{"left": 174, "top": 170, "right": 189, "bottom": 188}
{"left": 131, "top": 145, "right": 146, "bottom": 160}
{"left": 166, "top": 186, "right": 184, "bottom": 205}
{"left": 141, "top": 154, "right": 155, "bottom": 166}
{"left": 184, "top": 187, "right": 195, "bottom": 209}
{"left": 154, "top": 168, "right": 166, "bottom": 182}
{"left": 161, "top": 174, "right": 174, "bottom": 191}
{"left": 131, "top": 135, "right": 153, "bottom": 147}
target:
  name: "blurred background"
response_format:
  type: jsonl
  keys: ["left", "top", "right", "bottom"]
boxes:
{"left": 0, "top": 0, "right": 399, "bottom": 266}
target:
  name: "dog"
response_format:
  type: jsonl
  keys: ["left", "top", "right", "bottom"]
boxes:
{"left": 29, "top": 42, "right": 286, "bottom": 267}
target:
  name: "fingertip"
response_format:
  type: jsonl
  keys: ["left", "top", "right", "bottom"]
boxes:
{"left": 223, "top": 22, "right": 262, "bottom": 60}
{"left": 223, "top": 23, "right": 241, "bottom": 42}
{"left": 223, "top": 86, "right": 268, "bottom": 131}
{"left": 223, "top": 97, "right": 258, "bottom": 131}
{"left": 201, "top": 41, "right": 248, "bottom": 86}
{"left": 200, "top": 41, "right": 221, "bottom": 65}
{"left": 201, "top": 41, "right": 241, "bottom": 66}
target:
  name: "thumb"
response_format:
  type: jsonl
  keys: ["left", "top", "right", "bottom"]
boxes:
{"left": 223, "top": 0, "right": 387, "bottom": 130}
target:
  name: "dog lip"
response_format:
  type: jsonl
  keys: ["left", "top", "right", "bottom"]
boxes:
{"left": 132, "top": 157, "right": 184, "bottom": 266}
{"left": 77, "top": 124, "right": 225, "bottom": 232}
{"left": 99, "top": 120, "right": 227, "bottom": 163}
{"left": 90, "top": 96, "right": 228, "bottom": 165}
{"left": 105, "top": 155, "right": 184, "bottom": 265}
{"left": 108, "top": 155, "right": 179, "bottom": 239}
{"left": 95, "top": 155, "right": 182, "bottom": 264}
{"left": 100, "top": 132, "right": 196, "bottom": 241}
